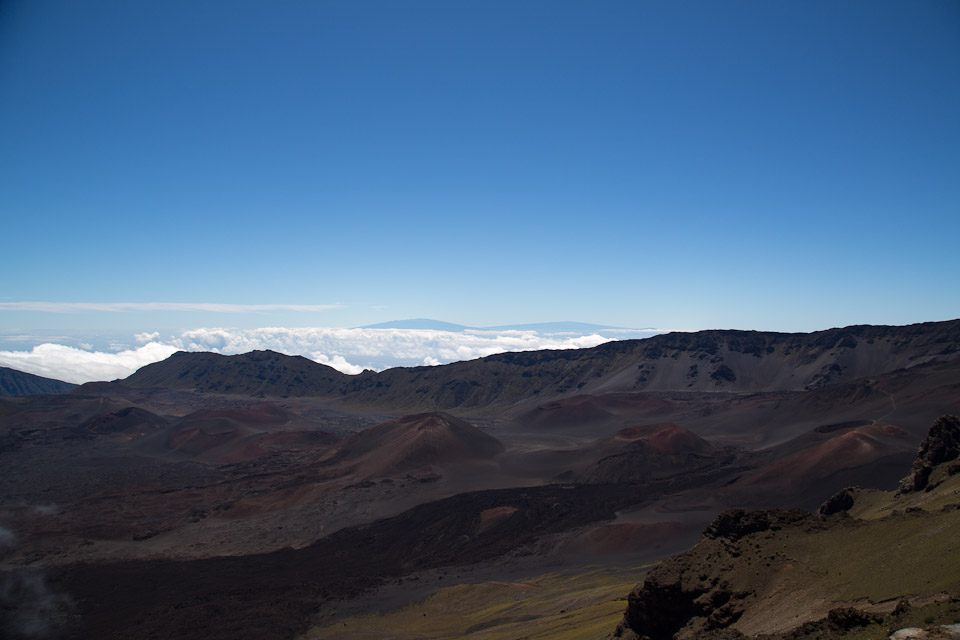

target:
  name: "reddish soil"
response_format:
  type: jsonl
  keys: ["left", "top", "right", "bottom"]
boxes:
{"left": 612, "top": 423, "right": 711, "bottom": 455}
{"left": 321, "top": 412, "right": 504, "bottom": 478}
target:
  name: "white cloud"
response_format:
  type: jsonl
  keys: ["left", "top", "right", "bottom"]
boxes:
{"left": 0, "top": 342, "right": 179, "bottom": 384}
{"left": 173, "top": 327, "right": 615, "bottom": 365}
{"left": 310, "top": 352, "right": 366, "bottom": 375}
{"left": 0, "top": 326, "right": 647, "bottom": 384}
{"left": 0, "top": 302, "right": 341, "bottom": 313}
{"left": 174, "top": 327, "right": 618, "bottom": 375}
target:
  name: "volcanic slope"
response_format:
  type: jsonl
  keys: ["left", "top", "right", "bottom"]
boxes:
{"left": 117, "top": 320, "right": 960, "bottom": 410}
{"left": 193, "top": 412, "right": 510, "bottom": 531}
{"left": 78, "top": 406, "right": 169, "bottom": 440}
{"left": 146, "top": 402, "right": 339, "bottom": 463}
{"left": 611, "top": 415, "right": 960, "bottom": 640}
{"left": 499, "top": 422, "right": 734, "bottom": 487}
{"left": 0, "top": 365, "right": 76, "bottom": 396}
{"left": 721, "top": 422, "right": 916, "bottom": 509}
{"left": 576, "top": 423, "right": 722, "bottom": 484}
{"left": 318, "top": 411, "right": 505, "bottom": 479}
{"left": 1, "top": 410, "right": 511, "bottom": 567}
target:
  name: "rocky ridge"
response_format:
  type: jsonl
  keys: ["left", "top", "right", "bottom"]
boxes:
{"left": 0, "top": 365, "right": 76, "bottom": 396}
{"left": 110, "top": 320, "right": 960, "bottom": 409}
{"left": 898, "top": 415, "right": 960, "bottom": 495}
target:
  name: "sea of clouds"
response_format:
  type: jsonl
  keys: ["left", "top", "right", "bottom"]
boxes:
{"left": 0, "top": 327, "right": 662, "bottom": 384}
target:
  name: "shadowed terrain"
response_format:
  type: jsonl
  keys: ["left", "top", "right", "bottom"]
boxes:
{"left": 0, "top": 366, "right": 75, "bottom": 397}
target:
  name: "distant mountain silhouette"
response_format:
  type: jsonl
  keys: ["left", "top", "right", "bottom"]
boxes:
{"left": 117, "top": 320, "right": 960, "bottom": 410}
{"left": 358, "top": 318, "right": 472, "bottom": 331}
{"left": 0, "top": 366, "right": 76, "bottom": 396}
{"left": 120, "top": 350, "right": 345, "bottom": 396}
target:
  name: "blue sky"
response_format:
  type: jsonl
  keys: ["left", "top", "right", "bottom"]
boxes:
{"left": 2, "top": 0, "right": 959, "bottom": 354}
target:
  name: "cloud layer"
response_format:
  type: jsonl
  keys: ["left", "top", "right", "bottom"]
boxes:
{"left": 0, "top": 343, "right": 179, "bottom": 384}
{"left": 0, "top": 327, "right": 634, "bottom": 383}
{"left": 171, "top": 327, "right": 615, "bottom": 374}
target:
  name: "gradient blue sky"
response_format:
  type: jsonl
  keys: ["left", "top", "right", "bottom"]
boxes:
{"left": 2, "top": 0, "right": 959, "bottom": 337}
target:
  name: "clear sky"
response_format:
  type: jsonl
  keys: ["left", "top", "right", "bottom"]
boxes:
{"left": 2, "top": 0, "right": 959, "bottom": 348}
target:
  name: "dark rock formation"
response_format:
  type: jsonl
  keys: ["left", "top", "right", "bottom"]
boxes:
{"left": 892, "top": 598, "right": 912, "bottom": 617}
{"left": 711, "top": 364, "right": 737, "bottom": 384}
{"left": 615, "top": 509, "right": 811, "bottom": 639}
{"left": 817, "top": 488, "right": 856, "bottom": 517}
{"left": 703, "top": 508, "right": 810, "bottom": 542}
{"left": 897, "top": 415, "right": 960, "bottom": 494}
{"left": 616, "top": 561, "right": 749, "bottom": 640}
{"left": 783, "top": 607, "right": 880, "bottom": 639}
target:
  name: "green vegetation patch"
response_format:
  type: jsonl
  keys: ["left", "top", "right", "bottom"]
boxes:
{"left": 301, "top": 567, "right": 645, "bottom": 640}
{"left": 850, "top": 475, "right": 960, "bottom": 520}
{"left": 797, "top": 507, "right": 960, "bottom": 602}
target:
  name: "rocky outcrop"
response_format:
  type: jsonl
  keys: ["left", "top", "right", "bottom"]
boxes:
{"left": 898, "top": 415, "right": 960, "bottom": 494}
{"left": 783, "top": 607, "right": 881, "bottom": 639}
{"left": 817, "top": 488, "right": 856, "bottom": 517}
{"left": 615, "top": 509, "right": 812, "bottom": 640}
{"left": 615, "top": 558, "right": 750, "bottom": 640}
{"left": 703, "top": 508, "right": 811, "bottom": 542}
